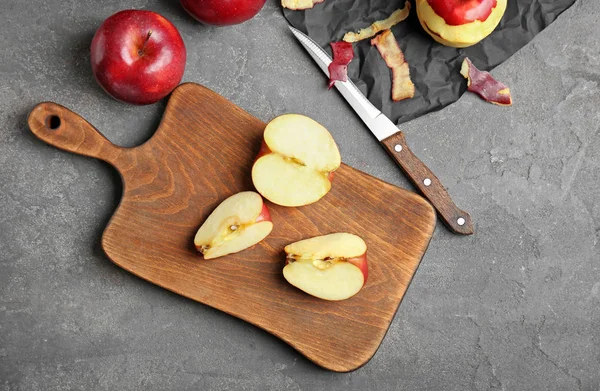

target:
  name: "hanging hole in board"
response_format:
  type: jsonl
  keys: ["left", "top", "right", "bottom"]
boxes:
{"left": 46, "top": 115, "right": 61, "bottom": 130}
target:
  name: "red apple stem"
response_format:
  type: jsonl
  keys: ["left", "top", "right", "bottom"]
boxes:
{"left": 138, "top": 31, "right": 153, "bottom": 56}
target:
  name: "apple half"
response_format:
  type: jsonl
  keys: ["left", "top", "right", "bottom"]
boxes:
{"left": 283, "top": 233, "right": 368, "bottom": 301}
{"left": 252, "top": 114, "right": 341, "bottom": 207}
{"left": 194, "top": 191, "right": 273, "bottom": 259}
{"left": 416, "top": 0, "right": 507, "bottom": 48}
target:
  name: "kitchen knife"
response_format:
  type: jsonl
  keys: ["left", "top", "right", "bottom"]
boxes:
{"left": 289, "top": 26, "right": 473, "bottom": 235}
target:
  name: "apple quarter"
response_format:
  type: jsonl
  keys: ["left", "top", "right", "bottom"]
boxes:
{"left": 194, "top": 191, "right": 273, "bottom": 259}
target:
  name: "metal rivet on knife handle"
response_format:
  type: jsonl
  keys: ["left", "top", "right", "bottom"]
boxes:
{"left": 394, "top": 144, "right": 402, "bottom": 152}
{"left": 423, "top": 178, "right": 431, "bottom": 186}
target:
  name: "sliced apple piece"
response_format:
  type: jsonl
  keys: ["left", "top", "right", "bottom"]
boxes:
{"left": 283, "top": 233, "right": 368, "bottom": 301}
{"left": 194, "top": 191, "right": 273, "bottom": 260}
{"left": 252, "top": 114, "right": 341, "bottom": 207}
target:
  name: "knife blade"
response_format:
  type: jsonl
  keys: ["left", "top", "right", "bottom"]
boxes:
{"left": 289, "top": 26, "right": 473, "bottom": 235}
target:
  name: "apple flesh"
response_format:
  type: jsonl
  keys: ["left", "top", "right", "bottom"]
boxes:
{"left": 194, "top": 191, "right": 273, "bottom": 259}
{"left": 416, "top": 0, "right": 507, "bottom": 48}
{"left": 283, "top": 233, "right": 368, "bottom": 301}
{"left": 181, "top": 0, "right": 267, "bottom": 26}
{"left": 90, "top": 10, "right": 186, "bottom": 105}
{"left": 252, "top": 114, "right": 341, "bottom": 207}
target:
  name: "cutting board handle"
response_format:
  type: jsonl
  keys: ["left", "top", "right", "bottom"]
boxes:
{"left": 28, "top": 102, "right": 123, "bottom": 165}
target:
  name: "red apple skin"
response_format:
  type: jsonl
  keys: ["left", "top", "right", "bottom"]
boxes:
{"left": 91, "top": 10, "right": 186, "bottom": 105}
{"left": 347, "top": 252, "right": 368, "bottom": 283}
{"left": 254, "top": 200, "right": 272, "bottom": 223}
{"left": 181, "top": 0, "right": 267, "bottom": 26}
{"left": 255, "top": 140, "right": 273, "bottom": 161}
{"left": 427, "top": 0, "right": 496, "bottom": 25}
{"left": 254, "top": 140, "right": 337, "bottom": 182}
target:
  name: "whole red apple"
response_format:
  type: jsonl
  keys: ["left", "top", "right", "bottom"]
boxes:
{"left": 181, "top": 0, "right": 266, "bottom": 26}
{"left": 91, "top": 10, "right": 186, "bottom": 105}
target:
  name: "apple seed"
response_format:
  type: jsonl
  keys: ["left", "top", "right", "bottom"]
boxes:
{"left": 284, "top": 156, "right": 306, "bottom": 167}
{"left": 312, "top": 259, "right": 334, "bottom": 270}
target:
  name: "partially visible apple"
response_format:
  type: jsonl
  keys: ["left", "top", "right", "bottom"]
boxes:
{"left": 416, "top": 0, "right": 507, "bottom": 48}
{"left": 252, "top": 114, "right": 341, "bottom": 207}
{"left": 194, "top": 191, "right": 273, "bottom": 259}
{"left": 181, "top": 0, "right": 267, "bottom": 26}
{"left": 283, "top": 233, "right": 368, "bottom": 301}
{"left": 91, "top": 10, "right": 186, "bottom": 105}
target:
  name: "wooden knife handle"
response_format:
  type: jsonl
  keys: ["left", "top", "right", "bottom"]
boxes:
{"left": 381, "top": 131, "right": 474, "bottom": 235}
{"left": 27, "top": 102, "right": 123, "bottom": 166}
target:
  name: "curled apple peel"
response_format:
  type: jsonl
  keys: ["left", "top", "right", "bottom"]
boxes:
{"left": 328, "top": 41, "right": 354, "bottom": 89}
{"left": 281, "top": 0, "right": 324, "bottom": 10}
{"left": 460, "top": 57, "right": 512, "bottom": 106}
{"left": 343, "top": 1, "right": 411, "bottom": 43}
{"left": 371, "top": 30, "right": 415, "bottom": 102}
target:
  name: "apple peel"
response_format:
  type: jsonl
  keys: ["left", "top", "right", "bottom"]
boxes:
{"left": 328, "top": 41, "right": 354, "bottom": 89}
{"left": 371, "top": 30, "right": 415, "bottom": 102}
{"left": 343, "top": 1, "right": 411, "bottom": 43}
{"left": 460, "top": 57, "right": 512, "bottom": 106}
{"left": 282, "top": 0, "right": 324, "bottom": 10}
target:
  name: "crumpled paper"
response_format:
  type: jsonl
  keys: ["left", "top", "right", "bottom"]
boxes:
{"left": 283, "top": 0, "right": 576, "bottom": 124}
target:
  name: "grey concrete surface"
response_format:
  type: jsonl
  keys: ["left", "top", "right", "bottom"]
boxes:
{"left": 1, "top": 0, "right": 599, "bottom": 389}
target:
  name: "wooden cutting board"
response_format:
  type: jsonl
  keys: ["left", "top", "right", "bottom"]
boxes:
{"left": 27, "top": 83, "right": 436, "bottom": 372}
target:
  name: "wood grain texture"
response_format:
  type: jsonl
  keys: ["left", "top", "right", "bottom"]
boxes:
{"left": 381, "top": 131, "right": 474, "bottom": 235}
{"left": 27, "top": 83, "right": 436, "bottom": 372}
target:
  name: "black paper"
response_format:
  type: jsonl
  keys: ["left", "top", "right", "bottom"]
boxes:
{"left": 283, "top": 0, "right": 576, "bottom": 124}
